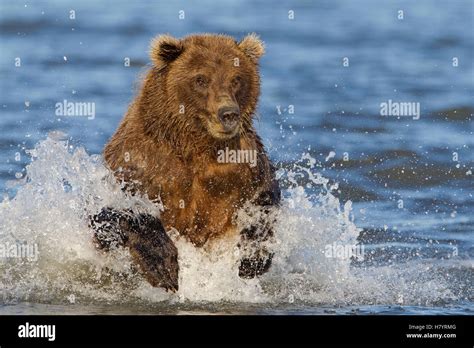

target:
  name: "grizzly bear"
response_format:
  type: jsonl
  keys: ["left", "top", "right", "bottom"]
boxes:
{"left": 90, "top": 33, "right": 280, "bottom": 291}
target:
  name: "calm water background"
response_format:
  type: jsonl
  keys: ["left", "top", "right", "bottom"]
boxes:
{"left": 0, "top": 0, "right": 473, "bottom": 314}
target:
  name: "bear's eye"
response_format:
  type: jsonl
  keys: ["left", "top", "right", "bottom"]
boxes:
{"left": 194, "top": 75, "right": 208, "bottom": 88}
{"left": 231, "top": 76, "right": 242, "bottom": 89}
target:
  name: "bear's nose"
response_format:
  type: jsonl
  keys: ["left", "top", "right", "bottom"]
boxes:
{"left": 218, "top": 106, "right": 240, "bottom": 130}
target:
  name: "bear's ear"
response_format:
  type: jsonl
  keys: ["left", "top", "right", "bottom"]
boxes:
{"left": 149, "top": 34, "right": 184, "bottom": 66}
{"left": 238, "top": 33, "right": 265, "bottom": 62}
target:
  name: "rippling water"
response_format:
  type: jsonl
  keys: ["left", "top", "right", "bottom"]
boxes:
{"left": 0, "top": 0, "right": 473, "bottom": 314}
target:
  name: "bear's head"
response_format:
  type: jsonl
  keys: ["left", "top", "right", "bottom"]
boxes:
{"left": 147, "top": 33, "right": 264, "bottom": 141}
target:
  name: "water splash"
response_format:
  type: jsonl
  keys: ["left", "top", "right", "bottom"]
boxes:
{"left": 0, "top": 136, "right": 461, "bottom": 309}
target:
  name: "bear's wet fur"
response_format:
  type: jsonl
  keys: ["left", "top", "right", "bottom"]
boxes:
{"left": 91, "top": 33, "right": 280, "bottom": 291}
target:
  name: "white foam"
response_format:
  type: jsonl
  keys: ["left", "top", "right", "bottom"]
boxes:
{"left": 0, "top": 136, "right": 456, "bottom": 307}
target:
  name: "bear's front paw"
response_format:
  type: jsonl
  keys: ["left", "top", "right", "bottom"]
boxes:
{"left": 89, "top": 208, "right": 179, "bottom": 291}
{"left": 89, "top": 207, "right": 131, "bottom": 250}
{"left": 238, "top": 253, "right": 273, "bottom": 279}
{"left": 127, "top": 214, "right": 179, "bottom": 292}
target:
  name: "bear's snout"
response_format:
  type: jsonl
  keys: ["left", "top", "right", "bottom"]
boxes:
{"left": 218, "top": 105, "right": 240, "bottom": 131}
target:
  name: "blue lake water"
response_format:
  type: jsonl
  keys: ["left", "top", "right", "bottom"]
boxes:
{"left": 0, "top": 0, "right": 473, "bottom": 314}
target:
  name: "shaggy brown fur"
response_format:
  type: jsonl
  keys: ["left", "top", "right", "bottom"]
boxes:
{"left": 93, "top": 33, "right": 280, "bottom": 290}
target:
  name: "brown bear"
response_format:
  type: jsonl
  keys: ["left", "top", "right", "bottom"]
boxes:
{"left": 90, "top": 33, "right": 280, "bottom": 291}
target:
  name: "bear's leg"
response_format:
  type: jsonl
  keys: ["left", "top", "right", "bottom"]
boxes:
{"left": 238, "top": 224, "right": 274, "bottom": 278}
{"left": 89, "top": 207, "right": 131, "bottom": 250}
{"left": 238, "top": 181, "right": 280, "bottom": 279}
{"left": 89, "top": 208, "right": 179, "bottom": 291}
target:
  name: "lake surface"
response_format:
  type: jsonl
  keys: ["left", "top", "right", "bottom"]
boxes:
{"left": 0, "top": 0, "right": 473, "bottom": 315}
